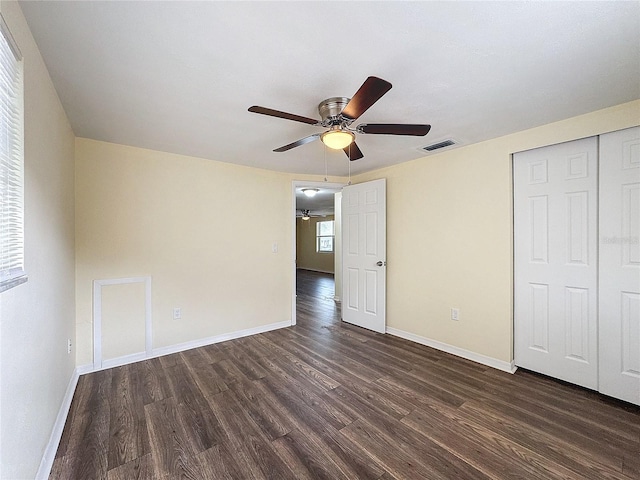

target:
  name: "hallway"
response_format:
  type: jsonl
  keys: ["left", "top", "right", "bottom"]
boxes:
{"left": 296, "top": 269, "right": 339, "bottom": 326}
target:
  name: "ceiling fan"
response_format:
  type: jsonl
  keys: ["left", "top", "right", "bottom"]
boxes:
{"left": 297, "top": 209, "right": 322, "bottom": 220}
{"left": 249, "top": 76, "right": 431, "bottom": 161}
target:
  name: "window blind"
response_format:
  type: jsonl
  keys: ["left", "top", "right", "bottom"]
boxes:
{"left": 0, "top": 14, "right": 25, "bottom": 292}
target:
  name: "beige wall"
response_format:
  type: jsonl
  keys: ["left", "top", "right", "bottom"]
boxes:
{"left": 75, "top": 138, "right": 341, "bottom": 366}
{"left": 354, "top": 100, "right": 640, "bottom": 364}
{"left": 0, "top": 1, "right": 76, "bottom": 478}
{"left": 296, "top": 215, "right": 335, "bottom": 273}
{"left": 76, "top": 101, "right": 639, "bottom": 368}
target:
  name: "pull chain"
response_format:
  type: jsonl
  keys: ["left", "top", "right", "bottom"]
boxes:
{"left": 324, "top": 144, "right": 328, "bottom": 182}
{"left": 348, "top": 143, "right": 352, "bottom": 185}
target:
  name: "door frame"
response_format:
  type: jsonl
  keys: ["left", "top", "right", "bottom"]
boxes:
{"left": 291, "top": 180, "right": 346, "bottom": 326}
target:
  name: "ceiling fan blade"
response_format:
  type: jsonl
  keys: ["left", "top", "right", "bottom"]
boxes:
{"left": 343, "top": 142, "right": 364, "bottom": 161}
{"left": 273, "top": 134, "right": 321, "bottom": 152}
{"left": 359, "top": 123, "right": 431, "bottom": 136}
{"left": 249, "top": 106, "right": 319, "bottom": 125}
{"left": 341, "top": 76, "right": 392, "bottom": 120}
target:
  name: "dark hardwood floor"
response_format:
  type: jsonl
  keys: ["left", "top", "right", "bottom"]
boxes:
{"left": 51, "top": 269, "right": 640, "bottom": 479}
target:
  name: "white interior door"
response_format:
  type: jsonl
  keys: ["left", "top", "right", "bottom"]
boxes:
{"left": 599, "top": 126, "right": 640, "bottom": 406}
{"left": 514, "top": 138, "right": 598, "bottom": 389}
{"left": 342, "top": 179, "right": 386, "bottom": 333}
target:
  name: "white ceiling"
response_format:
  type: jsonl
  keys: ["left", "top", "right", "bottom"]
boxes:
{"left": 19, "top": 1, "right": 640, "bottom": 177}
{"left": 295, "top": 185, "right": 343, "bottom": 217}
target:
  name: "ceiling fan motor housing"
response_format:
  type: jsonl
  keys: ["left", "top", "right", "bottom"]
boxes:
{"left": 318, "top": 97, "right": 351, "bottom": 125}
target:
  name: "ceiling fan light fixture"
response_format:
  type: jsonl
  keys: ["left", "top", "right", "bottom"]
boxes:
{"left": 321, "top": 129, "right": 354, "bottom": 150}
{"left": 249, "top": 76, "right": 430, "bottom": 161}
{"left": 302, "top": 188, "right": 319, "bottom": 197}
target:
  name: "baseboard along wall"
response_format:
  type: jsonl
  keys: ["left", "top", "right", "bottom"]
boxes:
{"left": 36, "top": 367, "right": 81, "bottom": 480}
{"left": 386, "top": 326, "right": 517, "bottom": 374}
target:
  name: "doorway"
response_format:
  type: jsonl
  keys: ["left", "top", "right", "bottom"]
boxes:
{"left": 291, "top": 181, "right": 344, "bottom": 326}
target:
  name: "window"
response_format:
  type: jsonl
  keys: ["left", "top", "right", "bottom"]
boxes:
{"left": 0, "top": 15, "right": 25, "bottom": 293}
{"left": 316, "top": 220, "right": 335, "bottom": 253}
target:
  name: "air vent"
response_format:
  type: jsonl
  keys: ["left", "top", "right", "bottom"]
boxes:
{"left": 422, "top": 139, "right": 456, "bottom": 152}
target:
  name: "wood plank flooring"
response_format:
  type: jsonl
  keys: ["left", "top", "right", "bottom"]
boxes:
{"left": 51, "top": 269, "right": 640, "bottom": 479}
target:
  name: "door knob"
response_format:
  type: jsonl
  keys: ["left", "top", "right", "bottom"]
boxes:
{"left": 376, "top": 261, "right": 386, "bottom": 266}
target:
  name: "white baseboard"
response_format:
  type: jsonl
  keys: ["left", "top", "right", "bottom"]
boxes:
{"left": 150, "top": 320, "right": 291, "bottom": 359}
{"left": 102, "top": 351, "right": 148, "bottom": 370}
{"left": 75, "top": 363, "right": 94, "bottom": 376}
{"left": 36, "top": 366, "right": 81, "bottom": 480}
{"left": 77, "top": 319, "right": 291, "bottom": 374}
{"left": 386, "top": 327, "right": 517, "bottom": 374}
{"left": 76, "top": 320, "right": 291, "bottom": 375}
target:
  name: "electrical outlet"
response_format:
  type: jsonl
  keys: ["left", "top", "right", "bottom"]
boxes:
{"left": 173, "top": 307, "right": 182, "bottom": 320}
{"left": 67, "top": 338, "right": 72, "bottom": 354}
{"left": 451, "top": 308, "right": 460, "bottom": 321}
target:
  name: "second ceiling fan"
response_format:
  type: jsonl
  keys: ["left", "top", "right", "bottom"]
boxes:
{"left": 249, "top": 76, "right": 431, "bottom": 161}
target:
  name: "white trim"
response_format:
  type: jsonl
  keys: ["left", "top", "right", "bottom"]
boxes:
{"left": 77, "top": 319, "right": 291, "bottom": 374}
{"left": 0, "top": 13, "right": 22, "bottom": 60}
{"left": 291, "top": 180, "right": 345, "bottom": 327}
{"left": 102, "top": 352, "right": 148, "bottom": 370}
{"left": 151, "top": 320, "right": 290, "bottom": 359}
{"left": 386, "top": 327, "right": 517, "bottom": 374}
{"left": 36, "top": 367, "right": 81, "bottom": 480}
{"left": 93, "top": 276, "right": 152, "bottom": 369}
{"left": 75, "top": 364, "right": 94, "bottom": 376}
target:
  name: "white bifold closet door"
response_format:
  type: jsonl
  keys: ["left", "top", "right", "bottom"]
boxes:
{"left": 514, "top": 137, "right": 599, "bottom": 390}
{"left": 598, "top": 127, "right": 640, "bottom": 405}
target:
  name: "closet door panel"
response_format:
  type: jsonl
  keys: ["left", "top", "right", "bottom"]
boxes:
{"left": 599, "top": 126, "right": 640, "bottom": 406}
{"left": 514, "top": 137, "right": 598, "bottom": 389}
